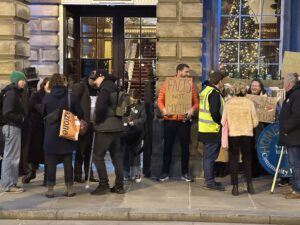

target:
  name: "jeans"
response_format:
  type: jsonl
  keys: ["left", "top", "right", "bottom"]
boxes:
{"left": 203, "top": 142, "right": 221, "bottom": 185}
{"left": 1, "top": 125, "right": 21, "bottom": 191}
{"left": 45, "top": 153, "right": 73, "bottom": 186}
{"left": 287, "top": 146, "right": 300, "bottom": 192}
{"left": 229, "top": 136, "right": 252, "bottom": 185}
{"left": 93, "top": 132, "right": 123, "bottom": 187}
{"left": 162, "top": 120, "right": 191, "bottom": 175}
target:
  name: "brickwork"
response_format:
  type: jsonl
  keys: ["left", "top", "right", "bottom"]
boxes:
{"left": 0, "top": 0, "right": 30, "bottom": 84}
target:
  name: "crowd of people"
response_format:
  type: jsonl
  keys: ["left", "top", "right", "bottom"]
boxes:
{"left": 0, "top": 64, "right": 299, "bottom": 200}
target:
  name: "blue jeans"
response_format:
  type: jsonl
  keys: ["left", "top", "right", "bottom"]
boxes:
{"left": 203, "top": 142, "right": 221, "bottom": 185}
{"left": 1, "top": 125, "right": 21, "bottom": 191}
{"left": 287, "top": 146, "right": 300, "bottom": 192}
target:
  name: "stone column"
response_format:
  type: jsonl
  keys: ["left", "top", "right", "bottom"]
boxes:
{"left": 29, "top": 1, "right": 60, "bottom": 78}
{"left": 0, "top": 0, "right": 30, "bottom": 84}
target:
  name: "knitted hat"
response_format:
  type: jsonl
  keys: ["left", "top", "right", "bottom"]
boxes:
{"left": 10, "top": 71, "right": 26, "bottom": 84}
{"left": 89, "top": 69, "right": 108, "bottom": 80}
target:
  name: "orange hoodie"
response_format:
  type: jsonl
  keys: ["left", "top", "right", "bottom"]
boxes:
{"left": 157, "top": 78, "right": 199, "bottom": 121}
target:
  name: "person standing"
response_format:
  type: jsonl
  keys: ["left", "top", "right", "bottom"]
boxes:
{"left": 279, "top": 73, "right": 300, "bottom": 199}
{"left": 90, "top": 69, "right": 124, "bottom": 195}
{"left": 1, "top": 71, "right": 27, "bottom": 193}
{"left": 221, "top": 82, "right": 258, "bottom": 196}
{"left": 198, "top": 71, "right": 225, "bottom": 191}
{"left": 72, "top": 72, "right": 99, "bottom": 183}
{"left": 157, "top": 64, "right": 199, "bottom": 182}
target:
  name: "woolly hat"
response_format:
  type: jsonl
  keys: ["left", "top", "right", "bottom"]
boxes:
{"left": 89, "top": 69, "right": 108, "bottom": 80}
{"left": 10, "top": 71, "right": 26, "bottom": 84}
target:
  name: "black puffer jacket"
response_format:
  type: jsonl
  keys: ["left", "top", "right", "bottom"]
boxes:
{"left": 279, "top": 82, "right": 300, "bottom": 147}
{"left": 2, "top": 84, "right": 26, "bottom": 128}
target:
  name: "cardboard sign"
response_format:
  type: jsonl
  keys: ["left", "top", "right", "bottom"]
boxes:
{"left": 281, "top": 51, "right": 300, "bottom": 77}
{"left": 165, "top": 77, "right": 192, "bottom": 115}
{"left": 246, "top": 94, "right": 278, "bottom": 123}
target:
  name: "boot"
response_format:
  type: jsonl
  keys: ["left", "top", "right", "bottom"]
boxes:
{"left": 64, "top": 184, "right": 76, "bottom": 197}
{"left": 232, "top": 185, "right": 239, "bottom": 196}
{"left": 22, "top": 170, "right": 36, "bottom": 184}
{"left": 45, "top": 185, "right": 54, "bottom": 198}
{"left": 247, "top": 182, "right": 255, "bottom": 195}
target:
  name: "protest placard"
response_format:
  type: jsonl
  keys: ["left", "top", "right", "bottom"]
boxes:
{"left": 246, "top": 94, "right": 278, "bottom": 123}
{"left": 165, "top": 77, "right": 192, "bottom": 115}
{"left": 281, "top": 51, "right": 300, "bottom": 77}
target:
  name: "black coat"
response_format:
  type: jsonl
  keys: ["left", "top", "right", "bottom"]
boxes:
{"left": 2, "top": 84, "right": 27, "bottom": 128}
{"left": 279, "top": 83, "right": 300, "bottom": 147}
{"left": 42, "top": 86, "right": 83, "bottom": 155}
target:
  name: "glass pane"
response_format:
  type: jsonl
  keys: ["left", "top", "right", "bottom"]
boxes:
{"left": 81, "top": 17, "right": 96, "bottom": 37}
{"left": 246, "top": 0, "right": 260, "bottom": 16}
{"left": 260, "top": 16, "right": 280, "bottom": 39}
{"left": 241, "top": 16, "right": 259, "bottom": 39}
{"left": 67, "top": 17, "right": 74, "bottom": 37}
{"left": 240, "top": 42, "right": 258, "bottom": 63}
{"left": 125, "top": 39, "right": 139, "bottom": 59}
{"left": 141, "top": 18, "right": 157, "bottom": 38}
{"left": 220, "top": 42, "right": 238, "bottom": 63}
{"left": 98, "top": 59, "right": 112, "bottom": 74}
{"left": 240, "top": 64, "right": 259, "bottom": 79}
{"left": 220, "top": 16, "right": 239, "bottom": 39}
{"left": 221, "top": 0, "right": 240, "bottom": 15}
{"left": 97, "top": 39, "right": 112, "bottom": 59}
{"left": 124, "top": 59, "right": 140, "bottom": 90}
{"left": 260, "top": 41, "right": 279, "bottom": 63}
{"left": 259, "top": 65, "right": 279, "bottom": 80}
{"left": 97, "top": 17, "right": 113, "bottom": 37}
{"left": 125, "top": 18, "right": 140, "bottom": 38}
{"left": 81, "top": 38, "right": 96, "bottom": 58}
{"left": 140, "top": 39, "right": 156, "bottom": 59}
{"left": 81, "top": 59, "right": 97, "bottom": 77}
{"left": 223, "top": 64, "right": 239, "bottom": 78}
{"left": 262, "top": 0, "right": 280, "bottom": 15}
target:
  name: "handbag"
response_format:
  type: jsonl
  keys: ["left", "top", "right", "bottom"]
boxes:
{"left": 221, "top": 120, "right": 229, "bottom": 149}
{"left": 59, "top": 90, "right": 80, "bottom": 141}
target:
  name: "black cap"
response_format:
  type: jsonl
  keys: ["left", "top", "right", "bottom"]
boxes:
{"left": 89, "top": 69, "right": 108, "bottom": 80}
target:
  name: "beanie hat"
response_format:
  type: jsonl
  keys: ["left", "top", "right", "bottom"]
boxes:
{"left": 89, "top": 69, "right": 108, "bottom": 80}
{"left": 10, "top": 71, "right": 26, "bottom": 84}
{"left": 209, "top": 70, "right": 224, "bottom": 85}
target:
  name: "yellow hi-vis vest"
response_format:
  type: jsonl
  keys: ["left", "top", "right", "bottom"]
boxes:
{"left": 198, "top": 86, "right": 224, "bottom": 133}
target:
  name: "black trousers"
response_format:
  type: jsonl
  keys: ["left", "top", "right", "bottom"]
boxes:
{"left": 45, "top": 153, "right": 73, "bottom": 186}
{"left": 93, "top": 132, "right": 123, "bottom": 186}
{"left": 229, "top": 136, "right": 252, "bottom": 185}
{"left": 162, "top": 120, "right": 191, "bottom": 175}
{"left": 74, "top": 125, "right": 94, "bottom": 179}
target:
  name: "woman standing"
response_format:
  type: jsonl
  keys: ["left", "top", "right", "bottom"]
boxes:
{"left": 42, "top": 73, "right": 82, "bottom": 198}
{"left": 222, "top": 82, "right": 258, "bottom": 196}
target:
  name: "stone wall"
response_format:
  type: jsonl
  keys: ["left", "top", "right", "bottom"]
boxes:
{"left": 0, "top": 0, "right": 30, "bottom": 84}
{"left": 29, "top": 1, "right": 60, "bottom": 78}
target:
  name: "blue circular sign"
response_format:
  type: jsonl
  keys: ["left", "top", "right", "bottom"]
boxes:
{"left": 256, "top": 122, "right": 292, "bottom": 177}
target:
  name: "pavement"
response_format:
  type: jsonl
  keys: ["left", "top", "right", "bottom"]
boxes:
{"left": 0, "top": 169, "right": 300, "bottom": 225}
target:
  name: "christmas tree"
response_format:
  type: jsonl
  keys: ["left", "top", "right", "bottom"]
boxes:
{"left": 220, "top": 0, "right": 266, "bottom": 79}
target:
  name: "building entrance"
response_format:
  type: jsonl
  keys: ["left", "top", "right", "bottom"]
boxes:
{"left": 64, "top": 5, "right": 156, "bottom": 93}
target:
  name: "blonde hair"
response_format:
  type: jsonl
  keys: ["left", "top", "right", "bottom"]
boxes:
{"left": 233, "top": 81, "right": 247, "bottom": 97}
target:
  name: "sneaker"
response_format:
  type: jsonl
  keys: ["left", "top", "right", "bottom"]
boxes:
{"left": 204, "top": 182, "right": 225, "bottom": 191}
{"left": 181, "top": 174, "right": 194, "bottom": 182}
{"left": 157, "top": 173, "right": 169, "bottom": 182}
{"left": 285, "top": 191, "right": 300, "bottom": 199}
{"left": 134, "top": 175, "right": 142, "bottom": 183}
{"left": 110, "top": 185, "right": 125, "bottom": 194}
{"left": 278, "top": 179, "right": 289, "bottom": 187}
{"left": 90, "top": 184, "right": 110, "bottom": 195}
{"left": 6, "top": 185, "right": 24, "bottom": 193}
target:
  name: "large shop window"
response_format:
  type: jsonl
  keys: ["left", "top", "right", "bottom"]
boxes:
{"left": 219, "top": 0, "right": 283, "bottom": 79}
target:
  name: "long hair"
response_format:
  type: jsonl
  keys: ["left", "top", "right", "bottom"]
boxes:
{"left": 247, "top": 79, "right": 266, "bottom": 95}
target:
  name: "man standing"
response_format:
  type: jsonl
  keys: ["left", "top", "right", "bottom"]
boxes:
{"left": 198, "top": 71, "right": 225, "bottom": 191}
{"left": 72, "top": 72, "right": 99, "bottom": 183}
{"left": 279, "top": 73, "right": 300, "bottom": 199}
{"left": 157, "top": 64, "right": 199, "bottom": 182}
{"left": 1, "top": 71, "right": 27, "bottom": 193}
{"left": 90, "top": 69, "right": 124, "bottom": 195}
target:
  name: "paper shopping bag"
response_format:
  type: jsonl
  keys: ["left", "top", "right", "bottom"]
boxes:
{"left": 59, "top": 109, "right": 80, "bottom": 141}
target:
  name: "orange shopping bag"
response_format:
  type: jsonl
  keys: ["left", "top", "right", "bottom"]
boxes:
{"left": 59, "top": 109, "right": 80, "bottom": 141}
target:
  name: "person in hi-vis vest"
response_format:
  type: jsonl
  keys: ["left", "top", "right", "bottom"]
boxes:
{"left": 198, "top": 71, "right": 225, "bottom": 191}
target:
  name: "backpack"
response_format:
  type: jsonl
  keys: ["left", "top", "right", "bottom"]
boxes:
{"left": 115, "top": 91, "right": 130, "bottom": 117}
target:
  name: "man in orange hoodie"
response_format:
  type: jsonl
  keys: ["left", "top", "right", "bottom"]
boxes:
{"left": 157, "top": 64, "right": 199, "bottom": 182}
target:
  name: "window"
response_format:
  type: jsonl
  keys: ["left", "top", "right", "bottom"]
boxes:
{"left": 219, "top": 0, "right": 283, "bottom": 79}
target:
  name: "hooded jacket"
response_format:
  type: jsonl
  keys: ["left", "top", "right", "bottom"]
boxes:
{"left": 279, "top": 82, "right": 300, "bottom": 147}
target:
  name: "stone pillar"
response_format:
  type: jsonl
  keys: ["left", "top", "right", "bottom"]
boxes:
{"left": 29, "top": 1, "right": 60, "bottom": 78}
{"left": 152, "top": 0, "right": 203, "bottom": 178}
{"left": 0, "top": 0, "right": 30, "bottom": 84}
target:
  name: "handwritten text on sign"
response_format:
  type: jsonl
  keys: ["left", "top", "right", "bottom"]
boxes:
{"left": 246, "top": 94, "right": 278, "bottom": 123}
{"left": 165, "top": 77, "right": 192, "bottom": 115}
